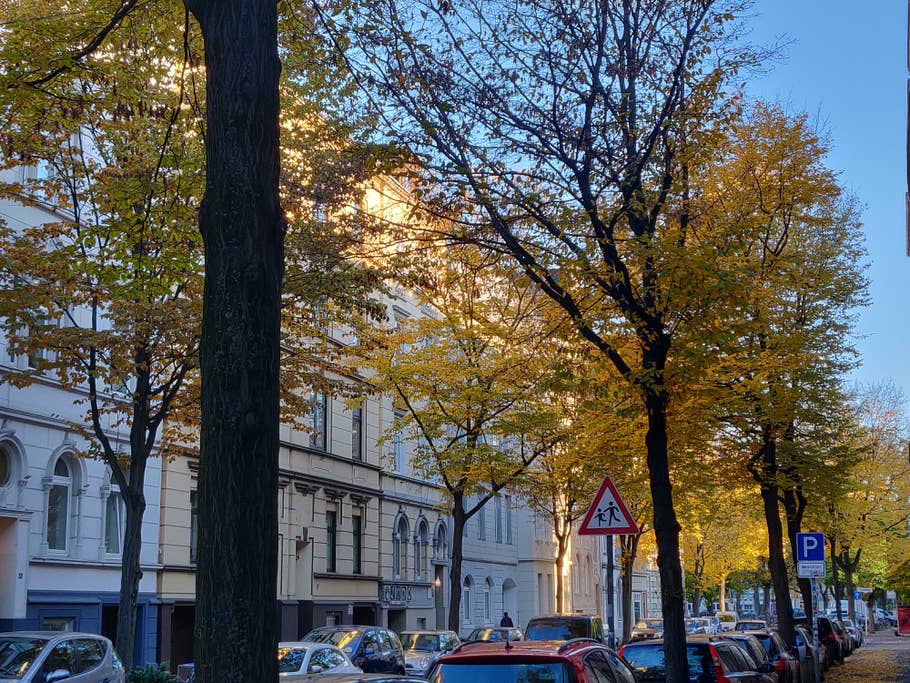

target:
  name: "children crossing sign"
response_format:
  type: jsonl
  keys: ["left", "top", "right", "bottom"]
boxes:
{"left": 578, "top": 475, "right": 639, "bottom": 535}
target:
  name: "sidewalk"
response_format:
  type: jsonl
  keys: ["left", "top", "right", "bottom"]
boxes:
{"left": 824, "top": 629, "right": 910, "bottom": 683}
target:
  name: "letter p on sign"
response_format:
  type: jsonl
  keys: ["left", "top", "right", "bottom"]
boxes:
{"left": 796, "top": 532, "right": 825, "bottom": 562}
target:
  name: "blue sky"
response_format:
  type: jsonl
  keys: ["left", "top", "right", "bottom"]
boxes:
{"left": 747, "top": 0, "right": 908, "bottom": 404}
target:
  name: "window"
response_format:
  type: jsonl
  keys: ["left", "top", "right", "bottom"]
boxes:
{"left": 0, "top": 444, "right": 11, "bottom": 487}
{"left": 495, "top": 496, "right": 502, "bottom": 543}
{"left": 40, "top": 639, "right": 75, "bottom": 676}
{"left": 394, "top": 515, "right": 409, "bottom": 579}
{"left": 505, "top": 496, "right": 512, "bottom": 544}
{"left": 326, "top": 509, "right": 337, "bottom": 573}
{"left": 477, "top": 503, "right": 485, "bottom": 541}
{"left": 393, "top": 410, "right": 406, "bottom": 472}
{"left": 74, "top": 639, "right": 105, "bottom": 674}
{"left": 189, "top": 490, "right": 198, "bottom": 564}
{"left": 483, "top": 579, "right": 492, "bottom": 623}
{"left": 42, "top": 617, "right": 74, "bottom": 632}
{"left": 352, "top": 513, "right": 362, "bottom": 575}
{"left": 104, "top": 488, "right": 125, "bottom": 555}
{"left": 351, "top": 404, "right": 363, "bottom": 461}
{"left": 462, "top": 577, "right": 473, "bottom": 623}
{"left": 415, "top": 519, "right": 429, "bottom": 579}
{"left": 47, "top": 457, "right": 71, "bottom": 551}
{"left": 308, "top": 393, "right": 328, "bottom": 450}
{"left": 434, "top": 524, "right": 447, "bottom": 560}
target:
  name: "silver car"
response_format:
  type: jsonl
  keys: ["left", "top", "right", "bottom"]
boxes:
{"left": 399, "top": 630, "right": 460, "bottom": 677}
{"left": 0, "top": 631, "right": 125, "bottom": 683}
{"left": 278, "top": 642, "right": 361, "bottom": 679}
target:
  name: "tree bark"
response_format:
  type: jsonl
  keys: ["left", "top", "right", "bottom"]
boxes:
{"left": 184, "top": 0, "right": 284, "bottom": 681}
{"left": 757, "top": 437, "right": 795, "bottom": 645}
{"left": 719, "top": 573, "right": 728, "bottom": 613}
{"left": 555, "top": 520, "right": 569, "bottom": 613}
{"left": 620, "top": 533, "right": 640, "bottom": 643}
{"left": 643, "top": 381, "right": 688, "bottom": 683}
{"left": 115, "top": 489, "right": 145, "bottom": 669}
{"left": 447, "top": 499, "right": 466, "bottom": 632}
{"left": 783, "top": 486, "right": 814, "bottom": 633}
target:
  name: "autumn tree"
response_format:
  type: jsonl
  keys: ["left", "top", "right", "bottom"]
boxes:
{"left": 0, "top": 1, "right": 205, "bottom": 666}
{"left": 705, "top": 103, "right": 867, "bottom": 643}
{"left": 362, "top": 245, "right": 566, "bottom": 631}
{"left": 328, "top": 3, "right": 769, "bottom": 677}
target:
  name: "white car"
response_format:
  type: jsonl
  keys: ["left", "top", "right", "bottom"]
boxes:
{"left": 278, "top": 642, "right": 361, "bottom": 679}
{"left": 0, "top": 631, "right": 125, "bottom": 683}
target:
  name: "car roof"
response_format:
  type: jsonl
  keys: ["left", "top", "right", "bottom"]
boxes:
{"left": 0, "top": 631, "right": 107, "bottom": 640}
{"left": 309, "top": 625, "right": 377, "bottom": 631}
{"left": 400, "top": 630, "right": 453, "bottom": 635}
{"left": 529, "top": 614, "right": 598, "bottom": 620}
{"left": 279, "top": 641, "right": 333, "bottom": 648}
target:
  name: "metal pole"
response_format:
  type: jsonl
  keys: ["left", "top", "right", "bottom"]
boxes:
{"left": 607, "top": 535, "right": 615, "bottom": 648}
{"left": 812, "top": 578, "right": 821, "bottom": 683}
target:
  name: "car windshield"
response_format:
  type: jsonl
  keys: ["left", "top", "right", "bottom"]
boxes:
{"left": 621, "top": 643, "right": 711, "bottom": 682}
{"left": 430, "top": 662, "right": 570, "bottom": 683}
{"left": 636, "top": 619, "right": 663, "bottom": 629}
{"left": 735, "top": 622, "right": 763, "bottom": 631}
{"left": 303, "top": 629, "right": 361, "bottom": 649}
{"left": 277, "top": 647, "right": 309, "bottom": 673}
{"left": 0, "top": 636, "right": 49, "bottom": 679}
{"left": 718, "top": 614, "right": 736, "bottom": 623}
{"left": 525, "top": 621, "right": 588, "bottom": 640}
{"left": 401, "top": 634, "right": 440, "bottom": 651}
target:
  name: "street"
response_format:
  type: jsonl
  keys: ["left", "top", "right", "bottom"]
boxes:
{"left": 826, "top": 630, "right": 910, "bottom": 683}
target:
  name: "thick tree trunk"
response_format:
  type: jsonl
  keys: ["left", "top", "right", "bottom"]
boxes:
{"left": 620, "top": 534, "right": 640, "bottom": 643}
{"left": 758, "top": 438, "right": 795, "bottom": 645}
{"left": 643, "top": 382, "right": 688, "bottom": 683}
{"left": 185, "top": 0, "right": 284, "bottom": 681}
{"left": 719, "top": 573, "right": 728, "bottom": 612}
{"left": 448, "top": 501, "right": 466, "bottom": 632}
{"left": 115, "top": 490, "right": 145, "bottom": 669}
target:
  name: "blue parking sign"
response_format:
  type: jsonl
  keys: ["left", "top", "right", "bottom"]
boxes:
{"left": 796, "top": 532, "right": 825, "bottom": 562}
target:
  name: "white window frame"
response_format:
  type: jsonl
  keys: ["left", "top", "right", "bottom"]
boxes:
{"left": 46, "top": 458, "right": 72, "bottom": 553}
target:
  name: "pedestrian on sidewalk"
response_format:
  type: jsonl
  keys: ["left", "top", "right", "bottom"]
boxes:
{"left": 500, "top": 612, "right": 514, "bottom": 627}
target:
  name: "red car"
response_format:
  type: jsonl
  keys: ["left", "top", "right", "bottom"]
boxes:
{"left": 427, "top": 638, "right": 637, "bottom": 683}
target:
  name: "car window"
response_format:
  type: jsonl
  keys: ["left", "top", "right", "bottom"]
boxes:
{"left": 311, "top": 647, "right": 345, "bottom": 671}
{"left": 605, "top": 651, "right": 636, "bottom": 683}
{"left": 363, "top": 630, "right": 381, "bottom": 652}
{"left": 444, "top": 634, "right": 460, "bottom": 651}
{"left": 0, "top": 636, "right": 49, "bottom": 679}
{"left": 304, "top": 629, "right": 362, "bottom": 650}
{"left": 718, "top": 643, "right": 749, "bottom": 672}
{"left": 583, "top": 651, "right": 615, "bottom": 683}
{"left": 73, "top": 639, "right": 105, "bottom": 674}
{"left": 430, "top": 661, "right": 571, "bottom": 682}
{"left": 41, "top": 640, "right": 75, "bottom": 675}
{"left": 378, "top": 631, "right": 393, "bottom": 653}
{"left": 769, "top": 632, "right": 787, "bottom": 656}
{"left": 388, "top": 631, "right": 403, "bottom": 651}
{"left": 278, "top": 646, "right": 308, "bottom": 673}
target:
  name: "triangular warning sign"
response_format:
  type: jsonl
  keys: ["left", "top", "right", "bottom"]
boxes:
{"left": 578, "top": 475, "right": 640, "bottom": 535}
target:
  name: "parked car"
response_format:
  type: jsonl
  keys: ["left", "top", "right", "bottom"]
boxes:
{"left": 734, "top": 621, "right": 769, "bottom": 633}
{"left": 398, "top": 630, "right": 460, "bottom": 677}
{"left": 685, "top": 618, "right": 708, "bottom": 635}
{"left": 716, "top": 612, "right": 739, "bottom": 632}
{"left": 277, "top": 641, "right": 361, "bottom": 678}
{"left": 738, "top": 631, "right": 800, "bottom": 683}
{"left": 793, "top": 625, "right": 823, "bottom": 681}
{"left": 630, "top": 618, "right": 664, "bottom": 642}
{"left": 429, "top": 638, "right": 637, "bottom": 682}
{"left": 0, "top": 631, "right": 125, "bottom": 683}
{"left": 816, "top": 616, "right": 844, "bottom": 666}
{"left": 313, "top": 675, "right": 431, "bottom": 683}
{"left": 830, "top": 620, "right": 853, "bottom": 657}
{"left": 462, "top": 627, "right": 524, "bottom": 643}
{"left": 620, "top": 637, "right": 775, "bottom": 682}
{"left": 302, "top": 626, "right": 406, "bottom": 674}
{"left": 839, "top": 618, "right": 863, "bottom": 649}
{"left": 524, "top": 614, "right": 609, "bottom": 645}
{"left": 713, "top": 633, "right": 779, "bottom": 682}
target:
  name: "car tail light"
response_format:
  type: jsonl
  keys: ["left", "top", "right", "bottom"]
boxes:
{"left": 710, "top": 647, "right": 731, "bottom": 683}
{"left": 774, "top": 657, "right": 785, "bottom": 672}
{"left": 827, "top": 632, "right": 836, "bottom": 642}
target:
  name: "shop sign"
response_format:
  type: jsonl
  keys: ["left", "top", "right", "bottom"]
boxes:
{"left": 380, "top": 582, "right": 413, "bottom": 606}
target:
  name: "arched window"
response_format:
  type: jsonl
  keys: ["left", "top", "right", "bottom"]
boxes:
{"left": 574, "top": 553, "right": 581, "bottom": 594}
{"left": 103, "top": 472, "right": 126, "bottom": 555}
{"left": 586, "top": 556, "right": 593, "bottom": 595}
{"left": 0, "top": 443, "right": 11, "bottom": 488}
{"left": 47, "top": 457, "right": 71, "bottom": 551}
{"left": 434, "top": 523, "right": 448, "bottom": 561}
{"left": 394, "top": 515, "right": 409, "bottom": 579}
{"left": 483, "top": 578, "right": 493, "bottom": 624}
{"left": 415, "top": 519, "right": 429, "bottom": 579}
{"left": 462, "top": 576, "right": 473, "bottom": 623}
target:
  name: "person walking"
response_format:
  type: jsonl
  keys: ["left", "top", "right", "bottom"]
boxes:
{"left": 500, "top": 612, "right": 514, "bottom": 627}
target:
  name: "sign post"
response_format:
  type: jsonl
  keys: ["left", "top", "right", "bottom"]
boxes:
{"left": 796, "top": 533, "right": 826, "bottom": 683}
{"left": 579, "top": 475, "right": 639, "bottom": 648}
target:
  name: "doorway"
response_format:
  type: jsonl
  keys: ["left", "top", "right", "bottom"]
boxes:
{"left": 387, "top": 608, "right": 406, "bottom": 632}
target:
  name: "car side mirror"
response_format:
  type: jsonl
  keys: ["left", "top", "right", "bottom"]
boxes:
{"left": 307, "top": 664, "right": 324, "bottom": 674}
{"left": 45, "top": 670, "right": 71, "bottom": 683}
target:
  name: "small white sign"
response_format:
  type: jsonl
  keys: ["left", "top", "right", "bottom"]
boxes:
{"left": 796, "top": 561, "right": 826, "bottom": 578}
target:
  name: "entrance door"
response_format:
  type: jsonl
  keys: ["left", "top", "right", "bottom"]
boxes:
{"left": 0, "top": 517, "right": 19, "bottom": 618}
{"left": 353, "top": 605, "right": 376, "bottom": 625}
{"left": 295, "top": 540, "right": 313, "bottom": 600}
{"left": 387, "top": 608, "right": 406, "bottom": 633}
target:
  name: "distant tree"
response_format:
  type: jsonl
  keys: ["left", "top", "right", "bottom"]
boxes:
{"left": 362, "top": 246, "right": 567, "bottom": 631}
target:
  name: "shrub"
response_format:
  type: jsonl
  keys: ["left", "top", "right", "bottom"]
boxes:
{"left": 127, "top": 663, "right": 177, "bottom": 683}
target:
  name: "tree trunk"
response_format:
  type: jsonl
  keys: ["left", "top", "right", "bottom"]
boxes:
{"left": 620, "top": 534, "right": 640, "bottom": 643}
{"left": 719, "top": 573, "right": 728, "bottom": 612}
{"left": 643, "top": 382, "right": 688, "bottom": 683}
{"left": 554, "top": 522, "right": 569, "bottom": 613}
{"left": 185, "top": 0, "right": 284, "bottom": 680}
{"left": 115, "top": 489, "right": 146, "bottom": 669}
{"left": 692, "top": 542, "right": 705, "bottom": 617}
{"left": 829, "top": 536, "right": 842, "bottom": 618}
{"left": 782, "top": 487, "right": 813, "bottom": 632}
{"left": 757, "top": 437, "right": 795, "bottom": 645}
{"left": 448, "top": 501, "right": 466, "bottom": 632}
